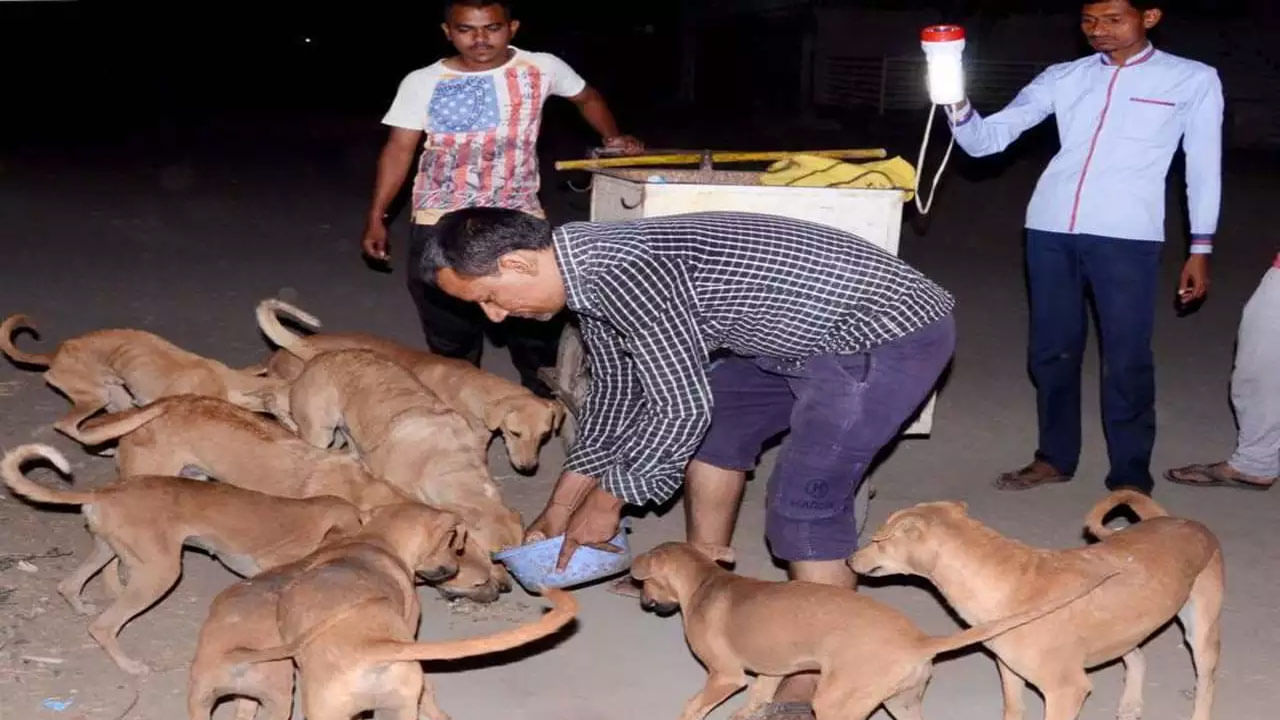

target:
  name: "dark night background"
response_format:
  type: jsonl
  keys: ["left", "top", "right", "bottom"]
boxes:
{"left": 1, "top": 4, "right": 1279, "bottom": 718}
{"left": 4, "top": 1, "right": 1274, "bottom": 160}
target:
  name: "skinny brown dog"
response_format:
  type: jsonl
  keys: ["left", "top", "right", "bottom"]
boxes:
{"left": 254, "top": 298, "right": 564, "bottom": 472}
{"left": 849, "top": 494, "right": 1224, "bottom": 720}
{"left": 201, "top": 509, "right": 578, "bottom": 720}
{"left": 269, "top": 349, "right": 524, "bottom": 587}
{"left": 75, "top": 395, "right": 504, "bottom": 603}
{"left": 188, "top": 502, "right": 470, "bottom": 720}
{"left": 0, "top": 443, "right": 363, "bottom": 676}
{"left": 630, "top": 542, "right": 1113, "bottom": 720}
{"left": 0, "top": 314, "right": 276, "bottom": 446}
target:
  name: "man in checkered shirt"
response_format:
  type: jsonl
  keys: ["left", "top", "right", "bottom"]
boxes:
{"left": 424, "top": 207, "right": 955, "bottom": 591}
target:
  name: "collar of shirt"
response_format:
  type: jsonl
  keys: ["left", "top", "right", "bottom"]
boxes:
{"left": 552, "top": 225, "right": 600, "bottom": 316}
{"left": 1097, "top": 42, "right": 1156, "bottom": 67}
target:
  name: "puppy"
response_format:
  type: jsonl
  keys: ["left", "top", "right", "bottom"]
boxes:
{"left": 75, "top": 395, "right": 504, "bottom": 603}
{"left": 202, "top": 508, "right": 577, "bottom": 720}
{"left": 188, "top": 502, "right": 468, "bottom": 720}
{"left": 0, "top": 443, "right": 362, "bottom": 675}
{"left": 631, "top": 542, "right": 1111, "bottom": 720}
{"left": 273, "top": 349, "right": 524, "bottom": 593}
{"left": 849, "top": 494, "right": 1223, "bottom": 720}
{"left": 255, "top": 298, "right": 564, "bottom": 472}
{"left": 0, "top": 314, "right": 277, "bottom": 446}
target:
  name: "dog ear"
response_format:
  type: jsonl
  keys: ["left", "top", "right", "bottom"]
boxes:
{"left": 549, "top": 400, "right": 567, "bottom": 433}
{"left": 692, "top": 543, "right": 735, "bottom": 566}
{"left": 482, "top": 397, "right": 515, "bottom": 430}
{"left": 943, "top": 500, "right": 969, "bottom": 515}
{"left": 630, "top": 553, "right": 654, "bottom": 581}
{"left": 448, "top": 521, "right": 470, "bottom": 554}
{"left": 899, "top": 516, "right": 925, "bottom": 541}
{"left": 872, "top": 513, "right": 924, "bottom": 542}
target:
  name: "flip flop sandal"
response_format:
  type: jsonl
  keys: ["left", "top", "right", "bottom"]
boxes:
{"left": 1165, "top": 463, "right": 1275, "bottom": 491}
{"left": 994, "top": 462, "right": 1072, "bottom": 491}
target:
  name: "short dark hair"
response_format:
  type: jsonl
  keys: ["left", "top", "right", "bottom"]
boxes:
{"left": 1083, "top": 0, "right": 1162, "bottom": 9}
{"left": 422, "top": 207, "right": 552, "bottom": 284}
{"left": 444, "top": 0, "right": 514, "bottom": 22}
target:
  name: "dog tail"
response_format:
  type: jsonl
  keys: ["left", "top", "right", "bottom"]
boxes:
{"left": 362, "top": 587, "right": 579, "bottom": 662}
{"left": 0, "top": 314, "right": 53, "bottom": 366}
{"left": 256, "top": 299, "right": 322, "bottom": 361}
{"left": 921, "top": 569, "right": 1120, "bottom": 657}
{"left": 1084, "top": 490, "right": 1169, "bottom": 540}
{"left": 75, "top": 402, "right": 169, "bottom": 446}
{"left": 230, "top": 588, "right": 577, "bottom": 666}
{"left": 1, "top": 444, "right": 96, "bottom": 505}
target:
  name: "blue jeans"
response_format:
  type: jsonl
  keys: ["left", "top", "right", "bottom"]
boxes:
{"left": 1026, "top": 230, "right": 1160, "bottom": 492}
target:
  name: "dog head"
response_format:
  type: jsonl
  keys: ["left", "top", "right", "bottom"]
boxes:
{"left": 359, "top": 503, "right": 467, "bottom": 584}
{"left": 436, "top": 533, "right": 506, "bottom": 603}
{"left": 631, "top": 542, "right": 735, "bottom": 616}
{"left": 848, "top": 501, "right": 968, "bottom": 579}
{"left": 428, "top": 504, "right": 524, "bottom": 604}
{"left": 484, "top": 396, "right": 564, "bottom": 473}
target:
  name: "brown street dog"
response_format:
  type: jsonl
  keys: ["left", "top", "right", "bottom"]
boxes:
{"left": 74, "top": 395, "right": 505, "bottom": 603}
{"left": 0, "top": 443, "right": 363, "bottom": 676}
{"left": 849, "top": 494, "right": 1224, "bottom": 720}
{"left": 188, "top": 502, "right": 470, "bottom": 720}
{"left": 254, "top": 298, "right": 565, "bottom": 472}
{"left": 631, "top": 542, "right": 1112, "bottom": 720}
{"left": 273, "top": 349, "right": 525, "bottom": 585}
{"left": 0, "top": 314, "right": 277, "bottom": 446}
{"left": 194, "top": 507, "right": 577, "bottom": 720}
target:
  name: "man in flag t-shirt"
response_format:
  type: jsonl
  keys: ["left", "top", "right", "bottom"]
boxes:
{"left": 361, "top": 0, "right": 642, "bottom": 398}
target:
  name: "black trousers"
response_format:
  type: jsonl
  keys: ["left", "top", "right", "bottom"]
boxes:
{"left": 405, "top": 222, "right": 563, "bottom": 398}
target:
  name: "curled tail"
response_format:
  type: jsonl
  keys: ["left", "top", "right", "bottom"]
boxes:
{"left": 233, "top": 587, "right": 578, "bottom": 665}
{"left": 0, "top": 314, "right": 53, "bottom": 366}
{"left": 1, "top": 444, "right": 96, "bottom": 505}
{"left": 1085, "top": 490, "right": 1170, "bottom": 540}
{"left": 922, "top": 569, "right": 1119, "bottom": 657}
{"left": 76, "top": 402, "right": 169, "bottom": 446}
{"left": 255, "top": 299, "right": 322, "bottom": 361}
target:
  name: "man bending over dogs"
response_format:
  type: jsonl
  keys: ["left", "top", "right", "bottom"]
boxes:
{"left": 421, "top": 208, "right": 956, "bottom": 717}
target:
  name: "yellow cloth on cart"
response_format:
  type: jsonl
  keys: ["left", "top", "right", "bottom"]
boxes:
{"left": 760, "top": 154, "right": 917, "bottom": 200}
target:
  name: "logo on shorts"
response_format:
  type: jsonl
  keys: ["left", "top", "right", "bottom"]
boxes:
{"left": 804, "top": 479, "right": 830, "bottom": 499}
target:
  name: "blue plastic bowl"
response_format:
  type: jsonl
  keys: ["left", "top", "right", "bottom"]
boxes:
{"left": 494, "top": 521, "right": 632, "bottom": 592}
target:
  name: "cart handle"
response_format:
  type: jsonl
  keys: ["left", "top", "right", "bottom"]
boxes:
{"left": 554, "top": 148, "right": 888, "bottom": 172}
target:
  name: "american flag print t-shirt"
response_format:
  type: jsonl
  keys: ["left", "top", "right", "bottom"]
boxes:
{"left": 381, "top": 47, "right": 588, "bottom": 225}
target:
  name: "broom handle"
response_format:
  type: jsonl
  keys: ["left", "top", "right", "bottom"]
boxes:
{"left": 554, "top": 148, "right": 888, "bottom": 171}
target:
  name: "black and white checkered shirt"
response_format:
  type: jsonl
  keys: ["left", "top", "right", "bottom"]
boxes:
{"left": 556, "top": 211, "right": 955, "bottom": 505}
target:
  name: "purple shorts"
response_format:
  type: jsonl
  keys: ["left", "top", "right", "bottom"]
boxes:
{"left": 693, "top": 314, "right": 956, "bottom": 562}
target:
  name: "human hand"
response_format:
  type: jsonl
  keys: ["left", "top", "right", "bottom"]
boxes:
{"left": 555, "top": 486, "right": 625, "bottom": 572}
{"left": 525, "top": 502, "right": 573, "bottom": 544}
{"left": 603, "top": 135, "right": 645, "bottom": 154}
{"left": 524, "top": 471, "right": 598, "bottom": 543}
{"left": 1179, "top": 255, "right": 1210, "bottom": 305}
{"left": 361, "top": 218, "right": 390, "bottom": 262}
